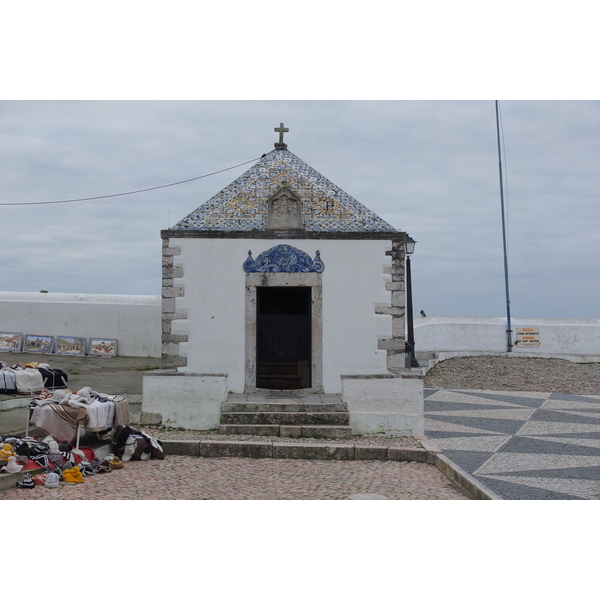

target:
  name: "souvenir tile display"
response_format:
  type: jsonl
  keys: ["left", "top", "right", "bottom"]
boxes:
{"left": 0, "top": 332, "right": 23, "bottom": 352}
{"left": 56, "top": 336, "right": 87, "bottom": 356}
{"left": 172, "top": 148, "right": 397, "bottom": 233}
{"left": 23, "top": 334, "right": 54, "bottom": 354}
{"left": 89, "top": 338, "right": 117, "bottom": 357}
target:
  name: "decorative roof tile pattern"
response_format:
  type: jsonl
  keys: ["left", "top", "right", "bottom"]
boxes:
{"left": 173, "top": 148, "right": 397, "bottom": 232}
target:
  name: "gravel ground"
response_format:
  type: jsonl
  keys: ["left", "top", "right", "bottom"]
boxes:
{"left": 423, "top": 355, "right": 600, "bottom": 395}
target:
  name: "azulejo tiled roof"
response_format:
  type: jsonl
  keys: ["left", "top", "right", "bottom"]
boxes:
{"left": 172, "top": 148, "right": 397, "bottom": 232}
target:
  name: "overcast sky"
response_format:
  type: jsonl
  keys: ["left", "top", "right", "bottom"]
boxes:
{"left": 1, "top": 100, "right": 598, "bottom": 320}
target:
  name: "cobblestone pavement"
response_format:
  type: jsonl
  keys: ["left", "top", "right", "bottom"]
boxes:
{"left": 1, "top": 455, "right": 468, "bottom": 500}
{"left": 425, "top": 388, "right": 600, "bottom": 500}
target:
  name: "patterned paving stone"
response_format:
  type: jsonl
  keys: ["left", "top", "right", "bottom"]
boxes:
{"left": 457, "top": 391, "right": 548, "bottom": 408}
{"left": 425, "top": 388, "right": 600, "bottom": 500}
{"left": 490, "top": 465, "right": 600, "bottom": 481}
{"left": 442, "top": 450, "right": 494, "bottom": 472}
{"left": 475, "top": 476, "right": 584, "bottom": 500}
{"left": 428, "top": 414, "right": 525, "bottom": 435}
{"left": 530, "top": 409, "right": 600, "bottom": 425}
{"left": 499, "top": 436, "right": 600, "bottom": 456}
{"left": 426, "top": 399, "right": 531, "bottom": 412}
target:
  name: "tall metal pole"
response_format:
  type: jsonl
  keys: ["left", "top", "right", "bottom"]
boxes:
{"left": 495, "top": 100, "right": 513, "bottom": 352}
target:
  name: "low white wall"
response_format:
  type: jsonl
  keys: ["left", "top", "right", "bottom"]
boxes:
{"left": 0, "top": 291, "right": 161, "bottom": 358}
{"left": 3, "top": 290, "right": 598, "bottom": 362}
{"left": 414, "top": 316, "right": 600, "bottom": 357}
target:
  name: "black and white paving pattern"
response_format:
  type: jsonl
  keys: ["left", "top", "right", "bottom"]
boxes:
{"left": 425, "top": 388, "right": 600, "bottom": 500}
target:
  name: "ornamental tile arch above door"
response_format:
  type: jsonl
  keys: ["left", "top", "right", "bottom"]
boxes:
{"left": 243, "top": 245, "right": 324, "bottom": 393}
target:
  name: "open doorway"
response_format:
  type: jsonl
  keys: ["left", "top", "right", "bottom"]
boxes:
{"left": 257, "top": 286, "right": 311, "bottom": 389}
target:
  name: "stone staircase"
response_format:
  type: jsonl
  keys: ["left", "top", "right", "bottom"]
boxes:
{"left": 219, "top": 395, "right": 352, "bottom": 439}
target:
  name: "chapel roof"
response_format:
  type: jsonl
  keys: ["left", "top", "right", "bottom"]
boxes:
{"left": 172, "top": 146, "right": 397, "bottom": 233}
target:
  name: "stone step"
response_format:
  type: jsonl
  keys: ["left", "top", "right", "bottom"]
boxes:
{"left": 162, "top": 439, "right": 433, "bottom": 462}
{"left": 220, "top": 411, "right": 350, "bottom": 426}
{"left": 218, "top": 424, "right": 353, "bottom": 439}
{"left": 221, "top": 402, "right": 348, "bottom": 413}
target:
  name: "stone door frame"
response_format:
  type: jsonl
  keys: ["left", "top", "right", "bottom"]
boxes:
{"left": 245, "top": 272, "right": 323, "bottom": 393}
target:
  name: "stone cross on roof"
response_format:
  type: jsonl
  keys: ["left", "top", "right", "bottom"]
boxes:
{"left": 274, "top": 122, "right": 289, "bottom": 149}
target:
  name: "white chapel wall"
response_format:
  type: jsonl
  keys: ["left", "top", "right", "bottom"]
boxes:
{"left": 168, "top": 237, "right": 393, "bottom": 393}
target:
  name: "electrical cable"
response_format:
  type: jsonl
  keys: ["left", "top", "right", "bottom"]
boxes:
{"left": 0, "top": 156, "right": 263, "bottom": 206}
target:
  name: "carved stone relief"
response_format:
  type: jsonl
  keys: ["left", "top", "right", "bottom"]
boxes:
{"left": 267, "top": 186, "right": 303, "bottom": 230}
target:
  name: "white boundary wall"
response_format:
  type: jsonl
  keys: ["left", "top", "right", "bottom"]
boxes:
{"left": 0, "top": 291, "right": 161, "bottom": 358}
{"left": 2, "top": 291, "right": 598, "bottom": 361}
{"left": 415, "top": 316, "right": 600, "bottom": 359}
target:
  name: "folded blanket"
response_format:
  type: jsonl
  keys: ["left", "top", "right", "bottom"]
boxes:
{"left": 30, "top": 403, "right": 88, "bottom": 443}
{"left": 13, "top": 368, "right": 44, "bottom": 394}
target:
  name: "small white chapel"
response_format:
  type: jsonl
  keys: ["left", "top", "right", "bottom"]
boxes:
{"left": 142, "top": 124, "right": 423, "bottom": 436}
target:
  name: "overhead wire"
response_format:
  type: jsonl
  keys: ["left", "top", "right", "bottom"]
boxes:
{"left": 0, "top": 156, "right": 263, "bottom": 206}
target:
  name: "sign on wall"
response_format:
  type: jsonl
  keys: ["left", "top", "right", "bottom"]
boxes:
{"left": 515, "top": 327, "right": 540, "bottom": 348}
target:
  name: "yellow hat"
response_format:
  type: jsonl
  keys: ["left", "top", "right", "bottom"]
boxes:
{"left": 0, "top": 443, "right": 16, "bottom": 462}
{"left": 62, "top": 466, "right": 84, "bottom": 484}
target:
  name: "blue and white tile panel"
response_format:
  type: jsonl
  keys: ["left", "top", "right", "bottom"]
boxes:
{"left": 173, "top": 148, "right": 397, "bottom": 233}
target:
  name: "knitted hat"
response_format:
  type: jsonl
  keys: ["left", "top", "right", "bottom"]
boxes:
{"left": 31, "top": 442, "right": 49, "bottom": 455}
{"left": 0, "top": 443, "right": 16, "bottom": 462}
{"left": 0, "top": 456, "right": 23, "bottom": 474}
{"left": 79, "top": 462, "right": 95, "bottom": 477}
{"left": 72, "top": 448, "right": 86, "bottom": 461}
{"left": 61, "top": 460, "right": 74, "bottom": 471}
{"left": 45, "top": 472, "right": 60, "bottom": 488}
{"left": 62, "top": 466, "right": 84, "bottom": 484}
{"left": 16, "top": 473, "right": 35, "bottom": 489}
{"left": 108, "top": 456, "right": 124, "bottom": 469}
{"left": 48, "top": 452, "right": 64, "bottom": 467}
{"left": 59, "top": 441, "right": 72, "bottom": 453}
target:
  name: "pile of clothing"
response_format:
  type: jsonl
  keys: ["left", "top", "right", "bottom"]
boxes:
{"left": 112, "top": 425, "right": 165, "bottom": 461}
{"left": 28, "top": 387, "right": 131, "bottom": 443}
{"left": 2, "top": 426, "right": 165, "bottom": 491}
{"left": 0, "top": 433, "right": 123, "bottom": 489}
{"left": 0, "top": 360, "right": 68, "bottom": 394}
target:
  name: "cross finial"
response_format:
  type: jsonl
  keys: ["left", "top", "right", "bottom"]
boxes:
{"left": 274, "top": 122, "right": 289, "bottom": 149}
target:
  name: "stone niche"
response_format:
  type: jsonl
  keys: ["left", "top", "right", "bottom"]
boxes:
{"left": 266, "top": 186, "right": 303, "bottom": 230}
